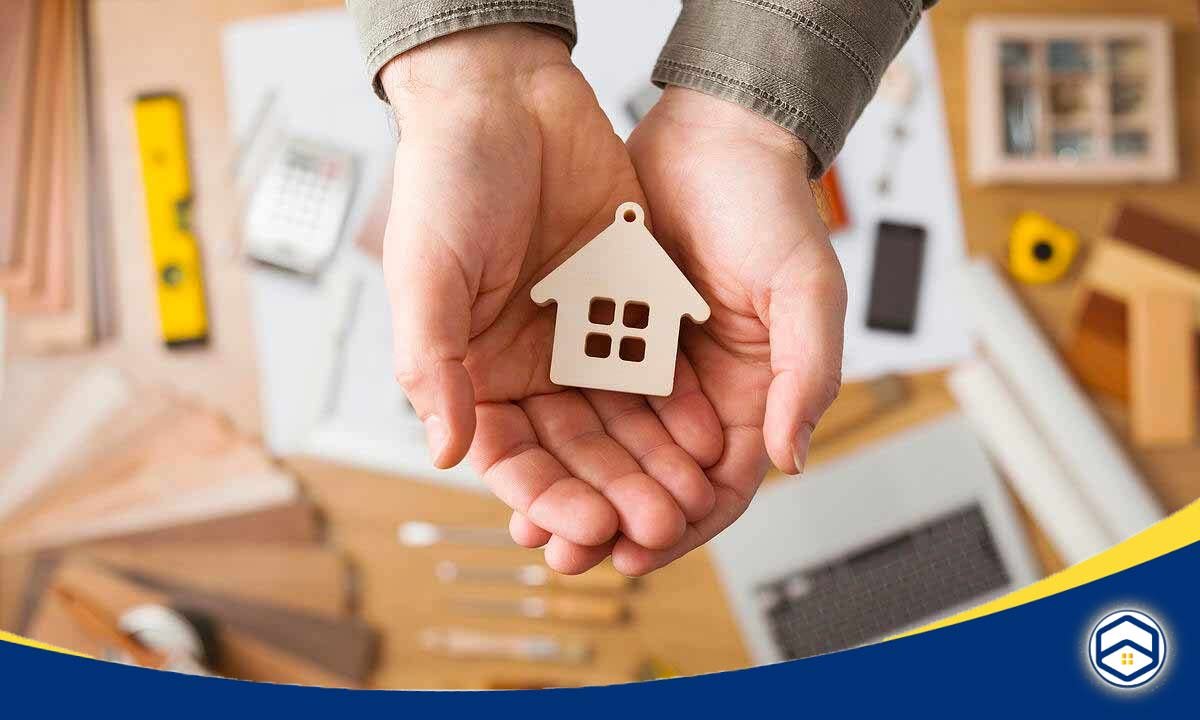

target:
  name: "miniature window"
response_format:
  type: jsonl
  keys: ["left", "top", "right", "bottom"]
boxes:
{"left": 589, "top": 298, "right": 615, "bottom": 325}
{"left": 619, "top": 337, "right": 646, "bottom": 363}
{"left": 585, "top": 333, "right": 612, "bottom": 359}
{"left": 622, "top": 301, "right": 650, "bottom": 329}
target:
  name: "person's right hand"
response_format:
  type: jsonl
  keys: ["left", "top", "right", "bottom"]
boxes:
{"left": 381, "top": 25, "right": 725, "bottom": 573}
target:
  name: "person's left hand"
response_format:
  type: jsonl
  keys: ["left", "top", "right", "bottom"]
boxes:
{"left": 541, "top": 86, "right": 848, "bottom": 576}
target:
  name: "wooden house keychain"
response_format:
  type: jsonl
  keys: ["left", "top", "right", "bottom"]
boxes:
{"left": 531, "top": 202, "right": 710, "bottom": 397}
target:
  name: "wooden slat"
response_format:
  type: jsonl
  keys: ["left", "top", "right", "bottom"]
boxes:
{"left": 1130, "top": 290, "right": 1197, "bottom": 446}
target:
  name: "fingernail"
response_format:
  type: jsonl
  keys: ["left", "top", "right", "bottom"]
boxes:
{"left": 791, "top": 423, "right": 813, "bottom": 476}
{"left": 424, "top": 415, "right": 448, "bottom": 462}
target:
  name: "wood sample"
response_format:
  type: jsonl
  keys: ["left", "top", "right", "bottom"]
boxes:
{"left": 1067, "top": 290, "right": 1200, "bottom": 401}
{"left": 0, "top": 0, "right": 37, "bottom": 267}
{"left": 1129, "top": 290, "right": 1197, "bottom": 446}
{"left": 1109, "top": 204, "right": 1200, "bottom": 272}
{"left": 82, "top": 543, "right": 350, "bottom": 617}
{"left": 16, "top": 0, "right": 96, "bottom": 351}
{"left": 97, "top": 500, "right": 322, "bottom": 547}
{"left": 1085, "top": 239, "right": 1200, "bottom": 322}
{"left": 26, "top": 558, "right": 360, "bottom": 686}
{"left": 1067, "top": 206, "right": 1200, "bottom": 401}
{"left": 0, "top": 0, "right": 63, "bottom": 301}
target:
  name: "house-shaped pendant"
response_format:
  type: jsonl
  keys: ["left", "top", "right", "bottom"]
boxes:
{"left": 531, "top": 202, "right": 710, "bottom": 397}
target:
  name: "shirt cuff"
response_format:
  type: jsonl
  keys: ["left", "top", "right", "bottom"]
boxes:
{"left": 652, "top": 0, "right": 929, "bottom": 177}
{"left": 347, "top": 0, "right": 577, "bottom": 101}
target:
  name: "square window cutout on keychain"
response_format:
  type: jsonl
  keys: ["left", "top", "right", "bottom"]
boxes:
{"left": 531, "top": 202, "right": 710, "bottom": 397}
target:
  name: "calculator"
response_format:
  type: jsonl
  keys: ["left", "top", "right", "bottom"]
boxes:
{"left": 242, "top": 137, "right": 357, "bottom": 276}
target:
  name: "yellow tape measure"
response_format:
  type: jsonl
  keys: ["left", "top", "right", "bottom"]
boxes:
{"left": 133, "top": 93, "right": 208, "bottom": 347}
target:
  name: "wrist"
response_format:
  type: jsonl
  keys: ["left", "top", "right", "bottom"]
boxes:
{"left": 655, "top": 86, "right": 811, "bottom": 173}
{"left": 380, "top": 24, "right": 571, "bottom": 112}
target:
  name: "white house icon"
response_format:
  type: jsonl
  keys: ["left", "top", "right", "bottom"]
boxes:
{"left": 531, "top": 202, "right": 710, "bottom": 397}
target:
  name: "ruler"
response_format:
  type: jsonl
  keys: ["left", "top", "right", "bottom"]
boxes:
{"left": 132, "top": 93, "right": 208, "bottom": 347}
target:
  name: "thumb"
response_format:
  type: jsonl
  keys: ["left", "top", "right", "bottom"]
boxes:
{"left": 383, "top": 206, "right": 477, "bottom": 470}
{"left": 762, "top": 240, "right": 847, "bottom": 475}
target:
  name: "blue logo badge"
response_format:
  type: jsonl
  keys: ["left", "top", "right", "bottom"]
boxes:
{"left": 1088, "top": 609, "right": 1166, "bottom": 688}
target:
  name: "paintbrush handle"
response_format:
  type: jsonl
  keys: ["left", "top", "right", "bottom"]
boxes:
{"left": 541, "top": 595, "right": 628, "bottom": 624}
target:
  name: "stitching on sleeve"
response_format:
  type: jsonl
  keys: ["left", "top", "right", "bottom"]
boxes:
{"left": 365, "top": 1, "right": 573, "bottom": 66}
{"left": 734, "top": 0, "right": 876, "bottom": 85}
{"left": 655, "top": 58, "right": 837, "bottom": 155}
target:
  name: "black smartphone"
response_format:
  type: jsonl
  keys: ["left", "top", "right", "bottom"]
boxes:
{"left": 866, "top": 221, "right": 927, "bottom": 334}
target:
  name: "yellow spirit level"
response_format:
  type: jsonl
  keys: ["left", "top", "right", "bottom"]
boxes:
{"left": 133, "top": 93, "right": 208, "bottom": 347}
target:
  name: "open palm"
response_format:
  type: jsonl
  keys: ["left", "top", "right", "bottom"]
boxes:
{"left": 382, "top": 29, "right": 725, "bottom": 572}
{"left": 611, "top": 87, "right": 849, "bottom": 575}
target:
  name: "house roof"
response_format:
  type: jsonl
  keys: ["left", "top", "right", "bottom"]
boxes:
{"left": 531, "top": 203, "right": 710, "bottom": 323}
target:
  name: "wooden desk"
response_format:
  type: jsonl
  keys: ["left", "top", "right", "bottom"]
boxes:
{"left": 53, "top": 0, "right": 1200, "bottom": 689}
{"left": 929, "top": 0, "right": 1200, "bottom": 515}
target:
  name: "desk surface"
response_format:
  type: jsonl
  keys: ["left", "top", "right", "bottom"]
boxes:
{"left": 71, "top": 0, "right": 1200, "bottom": 688}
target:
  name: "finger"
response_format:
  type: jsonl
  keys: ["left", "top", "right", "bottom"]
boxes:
{"left": 543, "top": 535, "right": 615, "bottom": 575}
{"left": 521, "top": 391, "right": 686, "bottom": 550}
{"left": 762, "top": 243, "right": 847, "bottom": 475}
{"left": 584, "top": 389, "right": 716, "bottom": 523}
{"left": 470, "top": 402, "right": 618, "bottom": 546}
{"left": 509, "top": 512, "right": 551, "bottom": 548}
{"left": 383, "top": 208, "right": 476, "bottom": 470}
{"left": 645, "top": 356, "right": 724, "bottom": 468}
{"left": 612, "top": 426, "right": 770, "bottom": 577}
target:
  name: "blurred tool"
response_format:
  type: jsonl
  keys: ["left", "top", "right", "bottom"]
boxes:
{"left": 236, "top": 93, "right": 357, "bottom": 276}
{"left": 711, "top": 415, "right": 1038, "bottom": 664}
{"left": 874, "top": 60, "right": 918, "bottom": 195}
{"left": 816, "top": 166, "right": 850, "bottom": 233}
{"left": 118, "top": 604, "right": 214, "bottom": 676}
{"left": 636, "top": 656, "right": 681, "bottom": 681}
{"left": 1008, "top": 212, "right": 1078, "bottom": 284}
{"left": 450, "top": 595, "right": 628, "bottom": 625}
{"left": 398, "top": 521, "right": 513, "bottom": 548}
{"left": 1080, "top": 206, "right": 1200, "bottom": 448}
{"left": 811, "top": 375, "right": 907, "bottom": 446}
{"left": 959, "top": 259, "right": 1162, "bottom": 538}
{"left": 436, "top": 561, "right": 632, "bottom": 592}
{"left": 420, "top": 627, "right": 591, "bottom": 665}
{"left": 133, "top": 93, "right": 209, "bottom": 348}
{"left": 866, "top": 221, "right": 926, "bottom": 334}
{"left": 948, "top": 360, "right": 1111, "bottom": 565}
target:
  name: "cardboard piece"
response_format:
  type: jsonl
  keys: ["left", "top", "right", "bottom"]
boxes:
{"left": 531, "top": 202, "right": 710, "bottom": 397}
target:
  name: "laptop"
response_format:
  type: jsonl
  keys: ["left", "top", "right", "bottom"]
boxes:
{"left": 710, "top": 414, "right": 1038, "bottom": 664}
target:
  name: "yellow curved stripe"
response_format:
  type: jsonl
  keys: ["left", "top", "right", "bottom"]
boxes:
{"left": 895, "top": 498, "right": 1200, "bottom": 640}
{"left": 0, "top": 630, "right": 88, "bottom": 657}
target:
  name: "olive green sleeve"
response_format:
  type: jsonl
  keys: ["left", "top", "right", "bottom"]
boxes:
{"left": 653, "top": 0, "right": 938, "bottom": 176}
{"left": 345, "top": 0, "right": 576, "bottom": 100}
